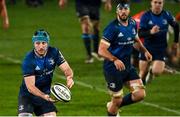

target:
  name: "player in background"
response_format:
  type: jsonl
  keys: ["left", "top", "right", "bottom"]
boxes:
{"left": 132, "top": 11, "right": 178, "bottom": 74}
{"left": 131, "top": 11, "right": 145, "bottom": 68}
{"left": 0, "top": 0, "right": 9, "bottom": 29}
{"left": 98, "top": 2, "right": 152, "bottom": 116}
{"left": 59, "top": 0, "right": 112, "bottom": 63}
{"left": 138, "top": 0, "right": 179, "bottom": 84}
{"left": 18, "top": 29, "right": 74, "bottom": 116}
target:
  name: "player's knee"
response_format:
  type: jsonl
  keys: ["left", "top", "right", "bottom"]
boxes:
{"left": 81, "top": 18, "right": 91, "bottom": 33}
{"left": 18, "top": 113, "right": 33, "bottom": 117}
{"left": 109, "top": 89, "right": 124, "bottom": 107}
{"left": 132, "top": 89, "right": 146, "bottom": 101}
{"left": 130, "top": 83, "right": 146, "bottom": 101}
{"left": 152, "top": 68, "right": 163, "bottom": 76}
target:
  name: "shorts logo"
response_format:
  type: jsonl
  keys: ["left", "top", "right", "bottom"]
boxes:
{"left": 110, "top": 83, "right": 115, "bottom": 89}
{"left": 19, "top": 105, "right": 24, "bottom": 111}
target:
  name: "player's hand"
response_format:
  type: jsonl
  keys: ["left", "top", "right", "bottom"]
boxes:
{"left": 145, "top": 51, "right": 152, "bottom": 61}
{"left": 104, "top": 2, "right": 112, "bottom": 12}
{"left": 44, "top": 94, "right": 56, "bottom": 102}
{"left": 59, "top": 0, "right": 67, "bottom": 8}
{"left": 67, "top": 77, "right": 74, "bottom": 89}
{"left": 150, "top": 25, "right": 160, "bottom": 34}
{"left": 114, "top": 59, "right": 125, "bottom": 71}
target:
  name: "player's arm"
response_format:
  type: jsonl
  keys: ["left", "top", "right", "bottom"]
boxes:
{"left": 59, "top": 0, "right": 67, "bottom": 8}
{"left": 169, "top": 20, "right": 179, "bottom": 55}
{"left": 98, "top": 39, "right": 125, "bottom": 71}
{"left": 134, "top": 35, "right": 152, "bottom": 61}
{"left": 104, "top": 0, "right": 112, "bottom": 11}
{"left": 138, "top": 13, "right": 159, "bottom": 38}
{"left": 0, "top": 0, "right": 9, "bottom": 29}
{"left": 59, "top": 61, "right": 74, "bottom": 88}
{"left": 24, "top": 76, "right": 55, "bottom": 102}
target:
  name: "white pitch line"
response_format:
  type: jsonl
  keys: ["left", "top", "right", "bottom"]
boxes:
{"left": 1, "top": 54, "right": 180, "bottom": 115}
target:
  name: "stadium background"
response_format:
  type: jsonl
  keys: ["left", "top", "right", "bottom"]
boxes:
{"left": 0, "top": 0, "right": 180, "bottom": 116}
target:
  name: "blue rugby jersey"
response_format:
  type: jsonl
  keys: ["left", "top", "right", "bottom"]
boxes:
{"left": 19, "top": 46, "right": 65, "bottom": 96}
{"left": 139, "top": 10, "right": 175, "bottom": 52}
{"left": 102, "top": 18, "right": 137, "bottom": 70}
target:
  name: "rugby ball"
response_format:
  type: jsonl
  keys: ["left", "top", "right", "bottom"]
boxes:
{"left": 50, "top": 83, "right": 71, "bottom": 102}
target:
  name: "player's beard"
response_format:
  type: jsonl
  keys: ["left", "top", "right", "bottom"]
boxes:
{"left": 120, "top": 17, "right": 128, "bottom": 22}
{"left": 120, "top": 16, "right": 128, "bottom": 22}
{"left": 119, "top": 14, "right": 128, "bottom": 22}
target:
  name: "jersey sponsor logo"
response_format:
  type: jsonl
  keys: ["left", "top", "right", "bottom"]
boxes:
{"left": 118, "top": 32, "right": 124, "bottom": 37}
{"left": 118, "top": 40, "right": 134, "bottom": 45}
{"left": 48, "top": 58, "right": 55, "bottom": 65}
{"left": 148, "top": 20, "right": 153, "bottom": 25}
{"left": 19, "top": 105, "right": 24, "bottom": 111}
{"left": 35, "top": 66, "right": 40, "bottom": 71}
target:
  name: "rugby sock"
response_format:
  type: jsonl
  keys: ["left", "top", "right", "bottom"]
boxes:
{"left": 82, "top": 33, "right": 91, "bottom": 57}
{"left": 120, "top": 93, "right": 135, "bottom": 107}
{"left": 142, "top": 79, "right": 146, "bottom": 85}
{"left": 107, "top": 111, "right": 117, "bottom": 116}
{"left": 92, "top": 30, "right": 99, "bottom": 53}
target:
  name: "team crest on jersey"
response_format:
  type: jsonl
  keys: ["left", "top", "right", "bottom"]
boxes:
{"left": 48, "top": 58, "right": 55, "bottom": 65}
{"left": 132, "top": 28, "right": 136, "bottom": 35}
{"left": 118, "top": 32, "right": 124, "bottom": 37}
{"left": 35, "top": 66, "right": 40, "bottom": 70}
{"left": 162, "top": 19, "right": 167, "bottom": 25}
{"left": 148, "top": 20, "right": 153, "bottom": 25}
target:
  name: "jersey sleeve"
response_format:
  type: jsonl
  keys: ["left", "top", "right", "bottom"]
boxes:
{"left": 55, "top": 48, "right": 66, "bottom": 66}
{"left": 22, "top": 57, "right": 35, "bottom": 77}
{"left": 165, "top": 11, "right": 176, "bottom": 26}
{"left": 139, "top": 13, "right": 148, "bottom": 30}
{"left": 102, "top": 22, "right": 117, "bottom": 43}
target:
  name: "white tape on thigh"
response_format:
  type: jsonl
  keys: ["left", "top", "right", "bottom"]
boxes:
{"left": 130, "top": 83, "right": 145, "bottom": 93}
{"left": 109, "top": 89, "right": 124, "bottom": 98}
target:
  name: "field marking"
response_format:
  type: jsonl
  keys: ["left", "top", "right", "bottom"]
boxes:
{"left": 1, "top": 54, "right": 180, "bottom": 115}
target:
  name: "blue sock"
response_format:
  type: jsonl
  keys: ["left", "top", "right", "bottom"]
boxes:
{"left": 91, "top": 33, "right": 99, "bottom": 53}
{"left": 120, "top": 93, "right": 135, "bottom": 107}
{"left": 82, "top": 34, "right": 91, "bottom": 57}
